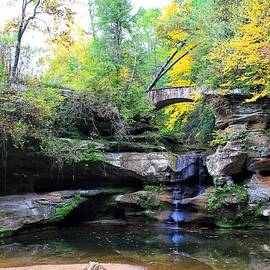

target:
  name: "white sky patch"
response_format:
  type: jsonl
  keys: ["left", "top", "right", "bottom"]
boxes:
{"left": 0, "top": 0, "right": 170, "bottom": 31}
{"left": 0, "top": 0, "right": 170, "bottom": 74}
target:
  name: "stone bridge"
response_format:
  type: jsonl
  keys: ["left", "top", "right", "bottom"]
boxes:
{"left": 147, "top": 86, "right": 195, "bottom": 110}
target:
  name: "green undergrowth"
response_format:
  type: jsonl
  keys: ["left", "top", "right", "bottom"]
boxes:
{"left": 137, "top": 194, "right": 166, "bottom": 211}
{"left": 143, "top": 184, "right": 165, "bottom": 194}
{"left": 208, "top": 184, "right": 270, "bottom": 228}
{"left": 40, "top": 138, "right": 105, "bottom": 170}
{"left": 0, "top": 228, "right": 14, "bottom": 238}
{"left": 208, "top": 184, "right": 248, "bottom": 211}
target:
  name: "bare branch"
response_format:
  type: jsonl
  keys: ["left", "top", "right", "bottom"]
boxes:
{"left": 146, "top": 40, "right": 187, "bottom": 92}
{"left": 21, "top": 0, "right": 42, "bottom": 36}
{"left": 158, "top": 46, "right": 195, "bottom": 80}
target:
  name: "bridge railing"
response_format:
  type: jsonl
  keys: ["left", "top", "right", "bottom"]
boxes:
{"left": 146, "top": 86, "right": 194, "bottom": 92}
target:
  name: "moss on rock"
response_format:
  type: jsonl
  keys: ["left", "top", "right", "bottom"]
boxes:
{"left": 42, "top": 195, "right": 82, "bottom": 224}
{"left": 208, "top": 184, "right": 248, "bottom": 212}
{"left": 0, "top": 228, "right": 14, "bottom": 238}
{"left": 208, "top": 184, "right": 248, "bottom": 227}
{"left": 208, "top": 184, "right": 270, "bottom": 228}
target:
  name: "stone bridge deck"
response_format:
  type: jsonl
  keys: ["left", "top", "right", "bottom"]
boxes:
{"left": 147, "top": 86, "right": 195, "bottom": 110}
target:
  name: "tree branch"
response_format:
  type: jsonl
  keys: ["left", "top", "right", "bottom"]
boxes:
{"left": 146, "top": 40, "right": 186, "bottom": 92}
{"left": 21, "top": 0, "right": 42, "bottom": 36}
{"left": 157, "top": 46, "right": 195, "bottom": 81}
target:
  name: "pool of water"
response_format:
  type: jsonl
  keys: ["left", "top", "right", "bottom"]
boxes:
{"left": 0, "top": 225, "right": 269, "bottom": 270}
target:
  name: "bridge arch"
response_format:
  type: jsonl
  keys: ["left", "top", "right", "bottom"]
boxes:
{"left": 147, "top": 86, "right": 195, "bottom": 110}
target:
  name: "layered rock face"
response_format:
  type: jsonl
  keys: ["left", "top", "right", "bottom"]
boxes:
{"left": 205, "top": 93, "right": 270, "bottom": 227}
{"left": 0, "top": 188, "right": 135, "bottom": 237}
{"left": 0, "top": 141, "right": 179, "bottom": 236}
{"left": 0, "top": 147, "right": 213, "bottom": 235}
{"left": 0, "top": 191, "right": 83, "bottom": 237}
{"left": 1, "top": 92, "right": 269, "bottom": 235}
{"left": 114, "top": 153, "right": 212, "bottom": 225}
{"left": 0, "top": 141, "right": 177, "bottom": 195}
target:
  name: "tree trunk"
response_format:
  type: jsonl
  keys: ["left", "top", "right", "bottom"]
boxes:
{"left": 10, "top": 36, "right": 22, "bottom": 82}
{"left": 88, "top": 0, "right": 96, "bottom": 38}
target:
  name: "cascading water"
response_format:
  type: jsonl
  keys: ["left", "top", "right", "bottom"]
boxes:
{"left": 198, "top": 155, "right": 207, "bottom": 195}
{"left": 167, "top": 154, "right": 209, "bottom": 228}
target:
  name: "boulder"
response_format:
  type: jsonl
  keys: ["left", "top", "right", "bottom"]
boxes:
{"left": 206, "top": 143, "right": 246, "bottom": 177}
{"left": 246, "top": 174, "right": 270, "bottom": 203}
{"left": 115, "top": 191, "right": 170, "bottom": 222}
{"left": 0, "top": 191, "right": 85, "bottom": 237}
{"left": 115, "top": 191, "right": 162, "bottom": 209}
{"left": 84, "top": 262, "right": 106, "bottom": 270}
{"left": 105, "top": 152, "right": 177, "bottom": 182}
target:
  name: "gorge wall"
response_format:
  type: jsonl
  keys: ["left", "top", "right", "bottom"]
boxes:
{"left": 0, "top": 92, "right": 270, "bottom": 237}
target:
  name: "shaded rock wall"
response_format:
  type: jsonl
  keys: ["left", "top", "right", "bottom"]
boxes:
{"left": 205, "top": 93, "right": 270, "bottom": 227}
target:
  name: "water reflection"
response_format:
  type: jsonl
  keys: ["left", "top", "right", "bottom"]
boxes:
{"left": 171, "top": 232, "right": 187, "bottom": 245}
{"left": 0, "top": 225, "right": 269, "bottom": 270}
{"left": 170, "top": 232, "right": 190, "bottom": 256}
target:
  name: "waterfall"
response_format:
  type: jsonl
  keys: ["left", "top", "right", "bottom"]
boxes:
{"left": 167, "top": 154, "right": 208, "bottom": 228}
{"left": 198, "top": 155, "right": 206, "bottom": 195}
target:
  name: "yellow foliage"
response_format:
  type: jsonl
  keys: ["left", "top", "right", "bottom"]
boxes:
{"left": 210, "top": 0, "right": 270, "bottom": 97}
{"left": 158, "top": 1, "right": 193, "bottom": 87}
{"left": 165, "top": 102, "right": 195, "bottom": 130}
{"left": 167, "top": 48, "right": 193, "bottom": 86}
{"left": 164, "top": 91, "right": 201, "bottom": 130}
{"left": 159, "top": 1, "right": 195, "bottom": 129}
{"left": 44, "top": 27, "right": 97, "bottom": 90}
{"left": 245, "top": 88, "right": 269, "bottom": 103}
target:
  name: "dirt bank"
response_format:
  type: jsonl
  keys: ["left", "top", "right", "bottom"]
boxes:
{"left": 0, "top": 263, "right": 146, "bottom": 270}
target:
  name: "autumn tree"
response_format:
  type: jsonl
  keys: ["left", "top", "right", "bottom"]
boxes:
{"left": 221, "top": 0, "right": 270, "bottom": 98}
{"left": 147, "top": 0, "right": 194, "bottom": 91}
{"left": 183, "top": 0, "right": 270, "bottom": 99}
{"left": 5, "top": 0, "right": 74, "bottom": 83}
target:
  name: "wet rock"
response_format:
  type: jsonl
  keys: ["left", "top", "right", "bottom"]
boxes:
{"left": 176, "top": 153, "right": 210, "bottom": 182}
{"left": 115, "top": 191, "right": 163, "bottom": 209}
{"left": 176, "top": 187, "right": 214, "bottom": 224}
{"left": 0, "top": 191, "right": 85, "bottom": 237}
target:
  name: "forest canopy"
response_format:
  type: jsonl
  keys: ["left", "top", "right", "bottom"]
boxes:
{"left": 0, "top": 0, "right": 269, "bottom": 150}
